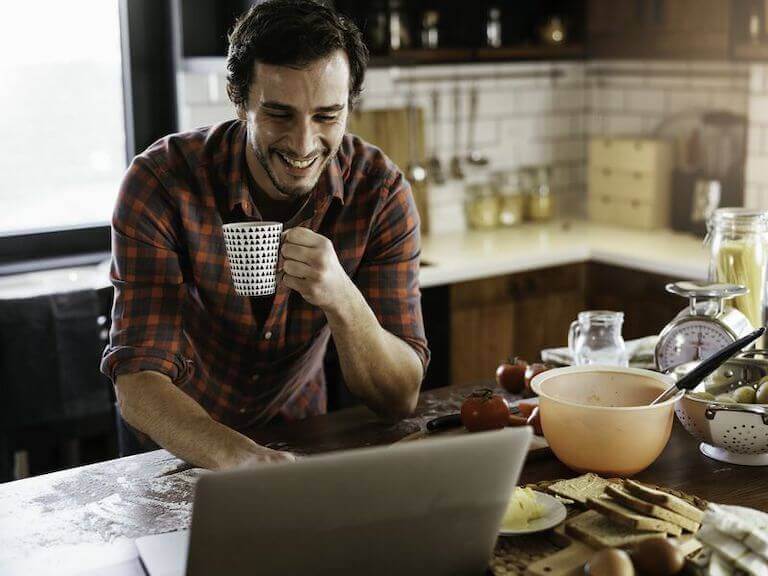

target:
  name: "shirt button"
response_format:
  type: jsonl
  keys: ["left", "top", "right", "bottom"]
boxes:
{"left": 239, "top": 407, "right": 246, "bottom": 414}
{"left": 250, "top": 374, "right": 260, "bottom": 382}
{"left": 264, "top": 331, "right": 272, "bottom": 340}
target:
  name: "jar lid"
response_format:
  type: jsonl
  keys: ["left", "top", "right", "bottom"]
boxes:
{"left": 709, "top": 208, "right": 768, "bottom": 234}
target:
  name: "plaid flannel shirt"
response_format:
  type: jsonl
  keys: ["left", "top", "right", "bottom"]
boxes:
{"left": 100, "top": 120, "right": 429, "bottom": 430}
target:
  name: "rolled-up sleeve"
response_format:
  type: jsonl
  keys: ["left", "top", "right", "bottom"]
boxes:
{"left": 354, "top": 171, "right": 430, "bottom": 376}
{"left": 100, "top": 157, "right": 190, "bottom": 384}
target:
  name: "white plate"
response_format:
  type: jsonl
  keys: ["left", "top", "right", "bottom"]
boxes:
{"left": 498, "top": 490, "right": 567, "bottom": 536}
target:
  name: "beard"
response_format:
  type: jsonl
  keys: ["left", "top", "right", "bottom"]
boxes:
{"left": 253, "top": 142, "right": 338, "bottom": 200}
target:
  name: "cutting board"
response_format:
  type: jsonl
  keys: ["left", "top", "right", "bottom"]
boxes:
{"left": 347, "top": 107, "right": 430, "bottom": 234}
{"left": 524, "top": 526, "right": 702, "bottom": 576}
{"left": 491, "top": 479, "right": 707, "bottom": 576}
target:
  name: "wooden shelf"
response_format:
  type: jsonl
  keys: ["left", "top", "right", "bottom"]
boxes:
{"left": 370, "top": 48, "right": 473, "bottom": 67}
{"left": 733, "top": 42, "right": 768, "bottom": 61}
{"left": 475, "top": 44, "right": 585, "bottom": 60}
{"left": 369, "top": 44, "right": 585, "bottom": 68}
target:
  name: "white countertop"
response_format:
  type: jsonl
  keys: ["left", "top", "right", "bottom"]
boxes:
{"left": 0, "top": 222, "right": 709, "bottom": 298}
{"left": 419, "top": 221, "right": 710, "bottom": 288}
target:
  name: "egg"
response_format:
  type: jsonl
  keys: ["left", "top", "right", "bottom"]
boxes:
{"left": 585, "top": 548, "right": 634, "bottom": 576}
{"left": 631, "top": 538, "right": 685, "bottom": 576}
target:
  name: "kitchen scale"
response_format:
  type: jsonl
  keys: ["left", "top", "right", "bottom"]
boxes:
{"left": 655, "top": 281, "right": 755, "bottom": 372}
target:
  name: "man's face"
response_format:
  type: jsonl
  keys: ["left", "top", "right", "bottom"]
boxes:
{"left": 243, "top": 50, "right": 350, "bottom": 200}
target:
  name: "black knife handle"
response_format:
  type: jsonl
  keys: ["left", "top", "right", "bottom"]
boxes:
{"left": 426, "top": 413, "right": 462, "bottom": 432}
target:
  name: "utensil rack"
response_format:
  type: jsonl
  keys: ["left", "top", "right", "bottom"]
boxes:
{"left": 391, "top": 68, "right": 565, "bottom": 86}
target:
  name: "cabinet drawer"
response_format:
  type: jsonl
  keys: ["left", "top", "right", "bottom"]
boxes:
{"left": 589, "top": 167, "right": 657, "bottom": 201}
{"left": 589, "top": 194, "right": 660, "bottom": 229}
{"left": 619, "top": 197, "right": 658, "bottom": 229}
{"left": 589, "top": 138, "right": 671, "bottom": 173}
{"left": 614, "top": 170, "right": 658, "bottom": 201}
{"left": 587, "top": 193, "right": 617, "bottom": 224}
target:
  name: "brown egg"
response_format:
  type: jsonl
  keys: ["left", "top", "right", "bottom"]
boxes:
{"left": 631, "top": 538, "right": 685, "bottom": 576}
{"left": 585, "top": 548, "right": 635, "bottom": 576}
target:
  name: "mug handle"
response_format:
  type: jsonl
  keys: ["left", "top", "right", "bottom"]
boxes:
{"left": 568, "top": 320, "right": 580, "bottom": 358}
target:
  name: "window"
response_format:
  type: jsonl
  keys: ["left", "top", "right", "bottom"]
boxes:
{"left": 0, "top": 0, "right": 126, "bottom": 236}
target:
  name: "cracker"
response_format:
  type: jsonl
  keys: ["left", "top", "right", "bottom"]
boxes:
{"left": 546, "top": 473, "right": 611, "bottom": 505}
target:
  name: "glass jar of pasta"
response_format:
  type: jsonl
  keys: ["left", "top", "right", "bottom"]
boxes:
{"left": 707, "top": 208, "right": 768, "bottom": 338}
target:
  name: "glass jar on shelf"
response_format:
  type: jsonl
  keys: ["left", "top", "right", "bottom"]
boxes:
{"left": 421, "top": 10, "right": 440, "bottom": 49}
{"left": 527, "top": 165, "right": 553, "bottom": 222}
{"left": 494, "top": 171, "right": 524, "bottom": 227}
{"left": 706, "top": 208, "right": 768, "bottom": 336}
{"left": 465, "top": 176, "right": 499, "bottom": 230}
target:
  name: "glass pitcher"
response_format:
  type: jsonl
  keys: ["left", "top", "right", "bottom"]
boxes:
{"left": 568, "top": 311, "right": 628, "bottom": 366}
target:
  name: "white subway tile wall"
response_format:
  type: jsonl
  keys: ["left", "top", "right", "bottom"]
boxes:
{"left": 745, "top": 64, "right": 768, "bottom": 210}
{"left": 179, "top": 57, "right": 766, "bottom": 227}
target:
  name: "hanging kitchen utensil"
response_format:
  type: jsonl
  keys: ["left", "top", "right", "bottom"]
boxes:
{"left": 449, "top": 84, "right": 464, "bottom": 179}
{"left": 650, "top": 326, "right": 765, "bottom": 405}
{"left": 466, "top": 85, "right": 488, "bottom": 166}
{"left": 406, "top": 92, "right": 427, "bottom": 185}
{"left": 427, "top": 90, "right": 445, "bottom": 185}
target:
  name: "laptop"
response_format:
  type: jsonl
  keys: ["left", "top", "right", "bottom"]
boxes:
{"left": 135, "top": 427, "right": 532, "bottom": 576}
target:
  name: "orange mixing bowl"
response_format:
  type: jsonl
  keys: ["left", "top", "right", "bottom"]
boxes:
{"left": 530, "top": 366, "right": 682, "bottom": 477}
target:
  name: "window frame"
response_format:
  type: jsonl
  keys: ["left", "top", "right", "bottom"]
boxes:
{"left": 0, "top": 0, "right": 178, "bottom": 275}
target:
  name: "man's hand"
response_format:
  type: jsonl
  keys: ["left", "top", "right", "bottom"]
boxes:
{"left": 226, "top": 446, "right": 297, "bottom": 469}
{"left": 279, "top": 227, "right": 351, "bottom": 312}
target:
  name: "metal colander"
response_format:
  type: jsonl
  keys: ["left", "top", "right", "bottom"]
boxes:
{"left": 674, "top": 350, "right": 768, "bottom": 466}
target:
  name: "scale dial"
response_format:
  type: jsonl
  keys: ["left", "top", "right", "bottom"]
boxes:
{"left": 656, "top": 318, "right": 735, "bottom": 372}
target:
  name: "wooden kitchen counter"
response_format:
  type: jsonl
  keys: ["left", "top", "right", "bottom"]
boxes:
{"left": 1, "top": 384, "right": 765, "bottom": 575}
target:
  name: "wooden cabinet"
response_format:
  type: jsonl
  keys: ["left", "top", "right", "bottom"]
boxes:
{"left": 432, "top": 262, "right": 687, "bottom": 388}
{"left": 585, "top": 262, "right": 683, "bottom": 341}
{"left": 587, "top": 0, "right": 730, "bottom": 60}
{"left": 448, "top": 264, "right": 586, "bottom": 386}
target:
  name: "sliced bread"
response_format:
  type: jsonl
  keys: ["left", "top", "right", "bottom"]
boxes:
{"left": 586, "top": 496, "right": 683, "bottom": 536}
{"left": 566, "top": 510, "right": 665, "bottom": 549}
{"left": 605, "top": 484, "right": 700, "bottom": 533}
{"left": 624, "top": 479, "right": 705, "bottom": 523}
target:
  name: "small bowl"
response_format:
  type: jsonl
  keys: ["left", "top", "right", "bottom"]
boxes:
{"left": 531, "top": 365, "right": 682, "bottom": 477}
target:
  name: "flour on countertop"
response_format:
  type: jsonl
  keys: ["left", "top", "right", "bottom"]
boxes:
{"left": 0, "top": 451, "right": 202, "bottom": 564}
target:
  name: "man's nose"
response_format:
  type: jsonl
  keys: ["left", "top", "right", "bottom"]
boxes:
{"left": 288, "top": 117, "right": 318, "bottom": 158}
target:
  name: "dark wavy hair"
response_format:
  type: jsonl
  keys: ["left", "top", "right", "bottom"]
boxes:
{"left": 226, "top": 0, "right": 369, "bottom": 112}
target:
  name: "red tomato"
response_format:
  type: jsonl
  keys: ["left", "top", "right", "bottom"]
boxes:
{"left": 524, "top": 363, "right": 553, "bottom": 394}
{"left": 460, "top": 389, "right": 510, "bottom": 432}
{"left": 495, "top": 357, "right": 528, "bottom": 394}
{"left": 527, "top": 406, "right": 543, "bottom": 435}
{"left": 516, "top": 402, "right": 537, "bottom": 419}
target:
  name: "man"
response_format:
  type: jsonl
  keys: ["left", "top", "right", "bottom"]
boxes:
{"left": 100, "top": 0, "right": 429, "bottom": 469}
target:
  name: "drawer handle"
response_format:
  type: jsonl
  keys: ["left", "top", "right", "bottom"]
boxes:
{"left": 633, "top": 172, "right": 643, "bottom": 180}
{"left": 602, "top": 168, "right": 612, "bottom": 177}
{"left": 631, "top": 199, "right": 641, "bottom": 208}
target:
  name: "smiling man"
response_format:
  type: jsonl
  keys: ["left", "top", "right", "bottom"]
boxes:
{"left": 100, "top": 0, "right": 429, "bottom": 469}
